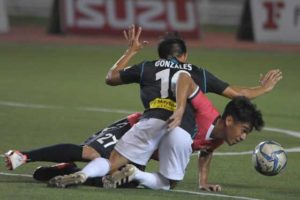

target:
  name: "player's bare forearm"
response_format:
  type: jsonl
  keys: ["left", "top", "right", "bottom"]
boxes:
{"left": 176, "top": 73, "right": 193, "bottom": 110}
{"left": 198, "top": 151, "right": 212, "bottom": 187}
{"left": 168, "top": 73, "right": 196, "bottom": 129}
{"left": 225, "top": 86, "right": 266, "bottom": 100}
{"left": 198, "top": 151, "right": 221, "bottom": 192}
{"left": 105, "top": 25, "right": 148, "bottom": 86}
{"left": 105, "top": 50, "right": 137, "bottom": 85}
{"left": 222, "top": 69, "right": 282, "bottom": 100}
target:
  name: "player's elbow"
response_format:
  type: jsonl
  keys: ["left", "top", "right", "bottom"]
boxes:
{"left": 105, "top": 74, "right": 121, "bottom": 86}
{"left": 105, "top": 77, "right": 117, "bottom": 86}
{"left": 105, "top": 75, "right": 114, "bottom": 85}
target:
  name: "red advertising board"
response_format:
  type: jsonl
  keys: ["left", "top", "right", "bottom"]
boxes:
{"left": 60, "top": 0, "right": 200, "bottom": 39}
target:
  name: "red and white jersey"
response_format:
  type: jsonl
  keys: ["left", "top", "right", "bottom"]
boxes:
{"left": 190, "top": 89, "right": 224, "bottom": 152}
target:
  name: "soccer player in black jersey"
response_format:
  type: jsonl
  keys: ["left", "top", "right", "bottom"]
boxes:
{"left": 47, "top": 25, "right": 200, "bottom": 189}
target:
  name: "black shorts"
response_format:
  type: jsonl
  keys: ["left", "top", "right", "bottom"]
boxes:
{"left": 81, "top": 118, "right": 132, "bottom": 159}
{"left": 81, "top": 117, "right": 146, "bottom": 171}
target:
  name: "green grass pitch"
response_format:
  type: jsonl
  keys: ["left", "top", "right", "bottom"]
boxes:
{"left": 0, "top": 42, "right": 299, "bottom": 200}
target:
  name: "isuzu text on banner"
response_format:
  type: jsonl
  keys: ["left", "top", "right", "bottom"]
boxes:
{"left": 60, "top": 0, "right": 200, "bottom": 39}
{"left": 251, "top": 0, "right": 300, "bottom": 44}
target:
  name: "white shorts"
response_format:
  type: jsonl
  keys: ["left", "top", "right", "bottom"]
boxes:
{"left": 115, "top": 118, "right": 168, "bottom": 165}
{"left": 158, "top": 127, "right": 193, "bottom": 181}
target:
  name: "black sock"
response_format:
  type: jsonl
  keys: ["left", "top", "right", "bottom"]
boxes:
{"left": 22, "top": 144, "right": 83, "bottom": 163}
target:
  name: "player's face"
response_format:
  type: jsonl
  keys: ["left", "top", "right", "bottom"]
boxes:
{"left": 224, "top": 116, "right": 251, "bottom": 146}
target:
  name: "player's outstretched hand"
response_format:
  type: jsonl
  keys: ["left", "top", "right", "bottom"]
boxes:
{"left": 199, "top": 183, "right": 222, "bottom": 192}
{"left": 123, "top": 24, "right": 149, "bottom": 54}
{"left": 259, "top": 69, "right": 283, "bottom": 93}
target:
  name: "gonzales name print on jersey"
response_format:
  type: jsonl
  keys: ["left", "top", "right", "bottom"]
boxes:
{"left": 154, "top": 59, "right": 192, "bottom": 71}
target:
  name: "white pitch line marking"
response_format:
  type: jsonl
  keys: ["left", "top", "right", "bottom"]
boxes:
{"left": 0, "top": 172, "right": 32, "bottom": 178}
{"left": 191, "top": 147, "right": 300, "bottom": 156}
{"left": 0, "top": 171, "right": 261, "bottom": 200}
{"left": 1, "top": 100, "right": 300, "bottom": 138}
{"left": 1, "top": 147, "right": 299, "bottom": 159}
{"left": 172, "top": 189, "right": 263, "bottom": 200}
{"left": 77, "top": 107, "right": 134, "bottom": 114}
{"left": 0, "top": 100, "right": 136, "bottom": 114}
{"left": 0, "top": 101, "right": 63, "bottom": 110}
{"left": 264, "top": 127, "right": 300, "bottom": 138}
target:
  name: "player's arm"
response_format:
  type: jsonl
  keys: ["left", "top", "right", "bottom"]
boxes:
{"left": 168, "top": 72, "right": 197, "bottom": 129}
{"left": 198, "top": 151, "right": 222, "bottom": 192}
{"left": 105, "top": 25, "right": 148, "bottom": 86}
{"left": 222, "top": 69, "right": 282, "bottom": 100}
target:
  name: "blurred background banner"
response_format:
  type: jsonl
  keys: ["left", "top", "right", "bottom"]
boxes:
{"left": 0, "top": 0, "right": 9, "bottom": 33}
{"left": 251, "top": 0, "right": 300, "bottom": 44}
{"left": 58, "top": 0, "right": 201, "bottom": 39}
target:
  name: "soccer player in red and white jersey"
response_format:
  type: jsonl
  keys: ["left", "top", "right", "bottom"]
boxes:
{"left": 109, "top": 71, "right": 264, "bottom": 191}
{"left": 182, "top": 73, "right": 261, "bottom": 192}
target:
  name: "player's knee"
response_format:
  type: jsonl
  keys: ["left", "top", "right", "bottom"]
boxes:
{"left": 109, "top": 150, "right": 129, "bottom": 172}
{"left": 82, "top": 145, "right": 101, "bottom": 160}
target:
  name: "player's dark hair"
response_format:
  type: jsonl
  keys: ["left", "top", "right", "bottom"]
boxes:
{"left": 221, "top": 96, "right": 264, "bottom": 131}
{"left": 158, "top": 32, "right": 187, "bottom": 59}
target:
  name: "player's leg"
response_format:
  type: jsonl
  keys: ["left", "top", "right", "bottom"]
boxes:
{"left": 114, "top": 127, "right": 192, "bottom": 190}
{"left": 82, "top": 145, "right": 101, "bottom": 160}
{"left": 4, "top": 144, "right": 83, "bottom": 170}
{"left": 48, "top": 118, "right": 167, "bottom": 188}
{"left": 47, "top": 149, "right": 128, "bottom": 188}
{"left": 5, "top": 116, "right": 132, "bottom": 171}
{"left": 85, "top": 117, "right": 167, "bottom": 177}
{"left": 33, "top": 163, "right": 81, "bottom": 182}
{"left": 109, "top": 164, "right": 171, "bottom": 190}
{"left": 157, "top": 127, "right": 193, "bottom": 189}
{"left": 32, "top": 144, "right": 101, "bottom": 181}
{"left": 35, "top": 123, "right": 127, "bottom": 184}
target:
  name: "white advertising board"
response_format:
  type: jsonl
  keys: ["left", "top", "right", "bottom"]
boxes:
{"left": 251, "top": 0, "right": 300, "bottom": 43}
{"left": 0, "top": 0, "right": 9, "bottom": 33}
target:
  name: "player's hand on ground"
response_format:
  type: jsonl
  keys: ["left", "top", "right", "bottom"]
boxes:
{"left": 123, "top": 24, "right": 149, "bottom": 54}
{"left": 4, "top": 156, "right": 11, "bottom": 170}
{"left": 199, "top": 184, "right": 222, "bottom": 192}
{"left": 259, "top": 69, "right": 282, "bottom": 93}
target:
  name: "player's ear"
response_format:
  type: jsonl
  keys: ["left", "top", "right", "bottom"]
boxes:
{"left": 225, "top": 115, "right": 234, "bottom": 127}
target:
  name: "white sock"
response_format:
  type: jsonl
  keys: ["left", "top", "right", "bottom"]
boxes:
{"left": 134, "top": 169, "right": 170, "bottom": 190}
{"left": 81, "top": 157, "right": 110, "bottom": 178}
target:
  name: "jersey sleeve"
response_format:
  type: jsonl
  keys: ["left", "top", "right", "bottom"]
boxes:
{"left": 119, "top": 62, "right": 144, "bottom": 84}
{"left": 204, "top": 69, "right": 229, "bottom": 94}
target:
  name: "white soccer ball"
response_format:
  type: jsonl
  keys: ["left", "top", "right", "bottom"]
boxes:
{"left": 252, "top": 140, "right": 287, "bottom": 176}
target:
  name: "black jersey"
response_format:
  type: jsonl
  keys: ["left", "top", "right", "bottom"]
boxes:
{"left": 120, "top": 58, "right": 197, "bottom": 134}
{"left": 190, "top": 66, "right": 229, "bottom": 94}
{"left": 119, "top": 58, "right": 229, "bottom": 135}
{"left": 120, "top": 59, "right": 195, "bottom": 119}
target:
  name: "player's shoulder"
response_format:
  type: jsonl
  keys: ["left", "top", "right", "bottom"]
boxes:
{"left": 132, "top": 60, "right": 158, "bottom": 69}
{"left": 190, "top": 63, "right": 205, "bottom": 71}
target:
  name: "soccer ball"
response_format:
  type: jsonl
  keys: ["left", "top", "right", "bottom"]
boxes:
{"left": 252, "top": 140, "right": 287, "bottom": 176}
